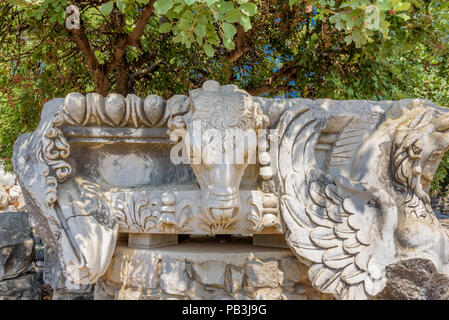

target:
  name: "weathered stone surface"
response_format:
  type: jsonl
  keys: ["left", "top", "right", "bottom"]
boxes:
{"left": 246, "top": 254, "right": 283, "bottom": 288}
{"left": 13, "top": 81, "right": 449, "bottom": 300}
{"left": 0, "top": 271, "right": 41, "bottom": 300}
{"left": 0, "top": 167, "right": 16, "bottom": 190}
{"left": 187, "top": 280, "right": 228, "bottom": 300}
{"left": 431, "top": 197, "right": 449, "bottom": 219}
{"left": 0, "top": 212, "right": 34, "bottom": 281}
{"left": 0, "top": 164, "right": 26, "bottom": 212}
{"left": 254, "top": 288, "right": 284, "bottom": 300}
{"left": 160, "top": 257, "right": 188, "bottom": 295}
{"left": 280, "top": 256, "right": 307, "bottom": 283}
{"left": 127, "top": 254, "right": 159, "bottom": 289}
{"left": 0, "top": 185, "right": 8, "bottom": 210}
{"left": 375, "top": 259, "right": 449, "bottom": 300}
{"left": 96, "top": 242, "right": 324, "bottom": 300}
{"left": 43, "top": 246, "right": 93, "bottom": 298}
{"left": 230, "top": 265, "right": 244, "bottom": 293}
{"left": 192, "top": 261, "right": 226, "bottom": 287}
{"left": 52, "top": 292, "right": 94, "bottom": 300}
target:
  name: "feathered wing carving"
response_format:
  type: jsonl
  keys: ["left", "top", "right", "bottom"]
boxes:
{"left": 276, "top": 105, "right": 398, "bottom": 299}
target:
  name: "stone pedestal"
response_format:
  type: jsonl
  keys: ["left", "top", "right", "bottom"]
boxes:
{"left": 128, "top": 233, "right": 178, "bottom": 249}
{"left": 252, "top": 234, "right": 288, "bottom": 248}
{"left": 94, "top": 239, "right": 332, "bottom": 300}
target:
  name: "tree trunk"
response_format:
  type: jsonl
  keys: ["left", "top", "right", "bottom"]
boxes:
{"left": 93, "top": 68, "right": 109, "bottom": 96}
{"left": 115, "top": 66, "right": 129, "bottom": 96}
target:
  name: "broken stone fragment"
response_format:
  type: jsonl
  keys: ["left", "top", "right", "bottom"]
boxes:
{"left": 0, "top": 212, "right": 34, "bottom": 281}
{"left": 43, "top": 246, "right": 93, "bottom": 297}
{"left": 126, "top": 254, "right": 159, "bottom": 289}
{"left": 160, "top": 257, "right": 188, "bottom": 295}
{"left": 230, "top": 265, "right": 244, "bottom": 293}
{"left": 0, "top": 271, "right": 41, "bottom": 300}
{"left": 0, "top": 168, "right": 16, "bottom": 191}
{"left": 254, "top": 288, "right": 284, "bottom": 300}
{"left": 245, "top": 253, "right": 284, "bottom": 289}
{"left": 280, "top": 256, "right": 308, "bottom": 283}
{"left": 192, "top": 260, "right": 226, "bottom": 288}
{"left": 375, "top": 258, "right": 449, "bottom": 300}
{"left": 0, "top": 189, "right": 8, "bottom": 209}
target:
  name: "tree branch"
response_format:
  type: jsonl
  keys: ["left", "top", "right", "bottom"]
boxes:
{"left": 225, "top": 24, "right": 248, "bottom": 63}
{"left": 131, "top": 59, "right": 163, "bottom": 79}
{"left": 69, "top": 25, "right": 101, "bottom": 75}
{"left": 128, "top": 0, "right": 156, "bottom": 47}
{"left": 127, "top": 59, "right": 163, "bottom": 94}
{"left": 246, "top": 62, "right": 298, "bottom": 96}
{"left": 223, "top": 24, "right": 250, "bottom": 82}
{"left": 107, "top": 1, "right": 156, "bottom": 73}
{"left": 246, "top": 85, "right": 291, "bottom": 96}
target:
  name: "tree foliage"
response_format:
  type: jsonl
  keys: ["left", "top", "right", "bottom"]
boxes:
{"left": 1, "top": 0, "right": 449, "bottom": 192}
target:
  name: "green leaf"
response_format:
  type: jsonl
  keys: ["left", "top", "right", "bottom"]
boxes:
{"left": 346, "top": 19, "right": 355, "bottom": 30}
{"left": 240, "top": 2, "right": 257, "bottom": 17}
{"left": 289, "top": 0, "right": 300, "bottom": 6}
{"left": 194, "top": 24, "right": 206, "bottom": 38}
{"left": 117, "top": 0, "right": 126, "bottom": 13}
{"left": 240, "top": 15, "right": 251, "bottom": 32}
{"left": 397, "top": 13, "right": 410, "bottom": 21}
{"left": 344, "top": 35, "right": 353, "bottom": 45}
{"left": 182, "top": 9, "right": 194, "bottom": 21}
{"left": 99, "top": 1, "right": 114, "bottom": 15}
{"left": 219, "top": 1, "right": 234, "bottom": 14}
{"left": 224, "top": 8, "right": 241, "bottom": 23}
{"left": 380, "top": 19, "right": 390, "bottom": 37}
{"left": 204, "top": 43, "right": 214, "bottom": 57}
{"left": 25, "top": 9, "right": 34, "bottom": 18}
{"left": 136, "top": 0, "right": 150, "bottom": 3}
{"left": 159, "top": 22, "right": 172, "bottom": 33}
{"left": 125, "top": 15, "right": 134, "bottom": 25}
{"left": 221, "top": 22, "right": 237, "bottom": 39}
{"left": 223, "top": 38, "right": 235, "bottom": 50}
{"left": 395, "top": 2, "right": 411, "bottom": 11}
{"left": 154, "top": 0, "right": 174, "bottom": 15}
{"left": 173, "top": 3, "right": 186, "bottom": 14}
{"left": 380, "top": 0, "right": 393, "bottom": 10}
{"left": 206, "top": 28, "right": 220, "bottom": 45}
{"left": 329, "top": 14, "right": 339, "bottom": 24}
{"left": 172, "top": 34, "right": 183, "bottom": 43}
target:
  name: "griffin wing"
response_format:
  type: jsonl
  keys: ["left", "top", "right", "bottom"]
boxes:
{"left": 276, "top": 104, "right": 397, "bottom": 299}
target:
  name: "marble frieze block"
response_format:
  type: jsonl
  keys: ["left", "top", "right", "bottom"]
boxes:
{"left": 12, "top": 80, "right": 449, "bottom": 300}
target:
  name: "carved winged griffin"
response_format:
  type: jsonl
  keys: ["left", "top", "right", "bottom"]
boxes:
{"left": 274, "top": 99, "right": 449, "bottom": 299}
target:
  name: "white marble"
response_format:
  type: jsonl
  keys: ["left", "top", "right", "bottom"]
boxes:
{"left": 12, "top": 81, "right": 449, "bottom": 300}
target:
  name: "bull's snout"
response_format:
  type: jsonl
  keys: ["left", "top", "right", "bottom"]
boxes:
{"left": 206, "top": 190, "right": 240, "bottom": 222}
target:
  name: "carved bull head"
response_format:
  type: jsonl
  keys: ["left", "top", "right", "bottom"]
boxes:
{"left": 168, "top": 80, "right": 269, "bottom": 230}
